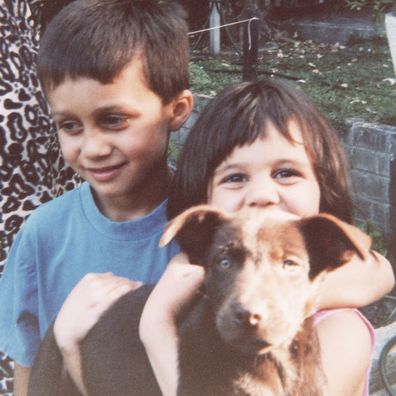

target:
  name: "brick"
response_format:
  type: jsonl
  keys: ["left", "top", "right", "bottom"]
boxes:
{"left": 349, "top": 148, "right": 377, "bottom": 173}
{"left": 351, "top": 171, "right": 389, "bottom": 200}
{"left": 352, "top": 127, "right": 388, "bottom": 152}
{"left": 351, "top": 194, "right": 372, "bottom": 220}
{"left": 194, "top": 94, "right": 210, "bottom": 112}
{"left": 338, "top": 126, "right": 354, "bottom": 146}
{"left": 350, "top": 170, "right": 369, "bottom": 197}
{"left": 390, "top": 160, "right": 396, "bottom": 206}
{"left": 390, "top": 205, "right": 396, "bottom": 264}
{"left": 371, "top": 202, "right": 390, "bottom": 235}
{"left": 376, "top": 154, "right": 392, "bottom": 177}
{"left": 367, "top": 176, "right": 389, "bottom": 202}
{"left": 391, "top": 133, "right": 396, "bottom": 157}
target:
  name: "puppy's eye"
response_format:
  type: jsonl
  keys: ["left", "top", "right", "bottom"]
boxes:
{"left": 217, "top": 258, "right": 232, "bottom": 270}
{"left": 282, "top": 259, "right": 300, "bottom": 271}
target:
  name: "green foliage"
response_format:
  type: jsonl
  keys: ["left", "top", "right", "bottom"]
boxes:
{"left": 190, "top": 61, "right": 238, "bottom": 94}
{"left": 189, "top": 63, "right": 214, "bottom": 92}
{"left": 357, "top": 220, "right": 389, "bottom": 257}
{"left": 190, "top": 37, "right": 396, "bottom": 126}
{"left": 345, "top": 0, "right": 396, "bottom": 16}
{"left": 167, "top": 140, "right": 180, "bottom": 166}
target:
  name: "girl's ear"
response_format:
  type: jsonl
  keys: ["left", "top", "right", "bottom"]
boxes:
{"left": 168, "top": 89, "right": 193, "bottom": 131}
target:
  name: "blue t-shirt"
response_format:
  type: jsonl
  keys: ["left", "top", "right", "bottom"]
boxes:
{"left": 0, "top": 182, "right": 180, "bottom": 366}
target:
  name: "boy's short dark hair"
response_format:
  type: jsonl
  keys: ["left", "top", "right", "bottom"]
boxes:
{"left": 38, "top": 0, "right": 189, "bottom": 104}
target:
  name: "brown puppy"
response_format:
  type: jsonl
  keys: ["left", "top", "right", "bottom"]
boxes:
{"left": 160, "top": 205, "right": 371, "bottom": 396}
{"left": 28, "top": 205, "right": 371, "bottom": 396}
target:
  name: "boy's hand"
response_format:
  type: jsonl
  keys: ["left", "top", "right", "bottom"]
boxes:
{"left": 54, "top": 273, "right": 141, "bottom": 351}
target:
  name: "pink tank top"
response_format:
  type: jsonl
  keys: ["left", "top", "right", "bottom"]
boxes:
{"left": 314, "top": 308, "right": 375, "bottom": 396}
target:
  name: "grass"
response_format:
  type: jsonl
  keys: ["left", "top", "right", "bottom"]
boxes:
{"left": 190, "top": 35, "right": 396, "bottom": 126}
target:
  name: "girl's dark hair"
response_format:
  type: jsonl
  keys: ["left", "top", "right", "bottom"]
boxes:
{"left": 168, "top": 79, "right": 353, "bottom": 223}
{"left": 38, "top": 0, "right": 189, "bottom": 104}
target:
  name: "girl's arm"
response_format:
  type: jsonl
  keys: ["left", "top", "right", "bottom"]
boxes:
{"left": 54, "top": 273, "right": 140, "bottom": 395}
{"left": 317, "top": 309, "right": 372, "bottom": 396}
{"left": 317, "top": 250, "right": 394, "bottom": 310}
{"left": 139, "top": 253, "right": 204, "bottom": 396}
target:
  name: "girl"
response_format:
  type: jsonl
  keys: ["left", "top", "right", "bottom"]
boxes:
{"left": 139, "top": 79, "right": 394, "bottom": 396}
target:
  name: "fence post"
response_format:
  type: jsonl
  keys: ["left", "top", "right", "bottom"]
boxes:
{"left": 209, "top": 1, "right": 221, "bottom": 55}
{"left": 242, "top": 4, "right": 259, "bottom": 81}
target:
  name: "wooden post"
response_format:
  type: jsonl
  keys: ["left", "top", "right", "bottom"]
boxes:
{"left": 209, "top": 1, "right": 220, "bottom": 55}
{"left": 242, "top": 5, "right": 259, "bottom": 81}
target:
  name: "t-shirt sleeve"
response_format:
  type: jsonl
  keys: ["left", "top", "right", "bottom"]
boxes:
{"left": 0, "top": 228, "right": 40, "bottom": 367}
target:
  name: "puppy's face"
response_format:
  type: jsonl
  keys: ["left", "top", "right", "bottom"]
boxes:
{"left": 204, "top": 212, "right": 319, "bottom": 355}
{"left": 161, "top": 206, "right": 371, "bottom": 356}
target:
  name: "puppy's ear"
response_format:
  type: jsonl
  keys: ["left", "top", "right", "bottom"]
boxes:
{"left": 160, "top": 205, "right": 230, "bottom": 264}
{"left": 299, "top": 214, "right": 372, "bottom": 279}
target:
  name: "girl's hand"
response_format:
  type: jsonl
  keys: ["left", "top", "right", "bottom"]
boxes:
{"left": 54, "top": 272, "right": 140, "bottom": 352}
{"left": 139, "top": 253, "right": 204, "bottom": 396}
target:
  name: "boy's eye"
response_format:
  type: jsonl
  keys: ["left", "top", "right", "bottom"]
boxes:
{"left": 101, "top": 114, "right": 129, "bottom": 130}
{"left": 57, "top": 120, "right": 82, "bottom": 135}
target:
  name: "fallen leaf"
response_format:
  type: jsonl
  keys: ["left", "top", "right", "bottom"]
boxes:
{"left": 382, "top": 78, "right": 396, "bottom": 85}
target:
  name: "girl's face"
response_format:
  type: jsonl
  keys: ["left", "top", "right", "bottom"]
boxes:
{"left": 208, "top": 121, "right": 321, "bottom": 217}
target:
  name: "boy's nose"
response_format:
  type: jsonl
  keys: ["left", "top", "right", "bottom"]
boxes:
{"left": 246, "top": 180, "right": 280, "bottom": 208}
{"left": 81, "top": 132, "right": 112, "bottom": 158}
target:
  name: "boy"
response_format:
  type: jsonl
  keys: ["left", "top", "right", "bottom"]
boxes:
{"left": 0, "top": 0, "right": 193, "bottom": 394}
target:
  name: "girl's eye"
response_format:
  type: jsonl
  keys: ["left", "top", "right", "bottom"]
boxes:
{"left": 220, "top": 173, "right": 248, "bottom": 185}
{"left": 272, "top": 168, "right": 300, "bottom": 183}
{"left": 57, "top": 120, "right": 82, "bottom": 135}
{"left": 217, "top": 257, "right": 232, "bottom": 270}
{"left": 101, "top": 114, "right": 129, "bottom": 130}
{"left": 282, "top": 259, "right": 300, "bottom": 271}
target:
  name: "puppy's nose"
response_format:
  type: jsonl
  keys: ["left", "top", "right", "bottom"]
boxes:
{"left": 232, "top": 303, "right": 262, "bottom": 327}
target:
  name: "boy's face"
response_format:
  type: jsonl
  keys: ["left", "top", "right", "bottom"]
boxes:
{"left": 207, "top": 121, "right": 321, "bottom": 218}
{"left": 47, "top": 58, "right": 176, "bottom": 218}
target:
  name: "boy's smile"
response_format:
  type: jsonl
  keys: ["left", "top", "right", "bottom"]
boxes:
{"left": 47, "top": 58, "right": 178, "bottom": 220}
{"left": 208, "top": 121, "right": 321, "bottom": 218}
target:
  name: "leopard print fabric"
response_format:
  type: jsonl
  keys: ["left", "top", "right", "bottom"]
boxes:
{"left": 0, "top": 1, "right": 80, "bottom": 393}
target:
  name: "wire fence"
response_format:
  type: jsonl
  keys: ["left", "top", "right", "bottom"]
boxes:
{"left": 187, "top": 0, "right": 263, "bottom": 80}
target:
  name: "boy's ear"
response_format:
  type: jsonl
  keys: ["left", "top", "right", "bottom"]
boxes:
{"left": 160, "top": 205, "right": 230, "bottom": 264}
{"left": 299, "top": 214, "right": 372, "bottom": 279}
{"left": 168, "top": 89, "right": 193, "bottom": 131}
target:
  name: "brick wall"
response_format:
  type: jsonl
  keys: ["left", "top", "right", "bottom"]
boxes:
{"left": 340, "top": 119, "right": 396, "bottom": 256}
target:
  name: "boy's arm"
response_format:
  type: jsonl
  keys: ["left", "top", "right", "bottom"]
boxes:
{"left": 54, "top": 273, "right": 141, "bottom": 394}
{"left": 317, "top": 250, "right": 395, "bottom": 310}
{"left": 139, "top": 254, "right": 204, "bottom": 396}
{"left": 14, "top": 363, "right": 31, "bottom": 396}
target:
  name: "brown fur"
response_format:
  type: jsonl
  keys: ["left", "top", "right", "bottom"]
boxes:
{"left": 160, "top": 206, "right": 371, "bottom": 395}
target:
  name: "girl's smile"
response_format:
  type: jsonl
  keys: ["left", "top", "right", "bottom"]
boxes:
{"left": 208, "top": 121, "right": 321, "bottom": 218}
